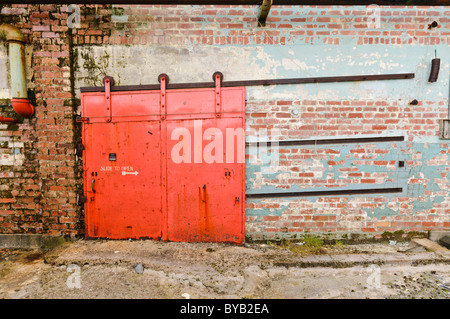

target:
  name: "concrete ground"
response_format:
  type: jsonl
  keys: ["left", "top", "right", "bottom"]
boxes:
{"left": 0, "top": 239, "right": 449, "bottom": 299}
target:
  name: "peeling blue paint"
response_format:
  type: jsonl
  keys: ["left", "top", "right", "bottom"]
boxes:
{"left": 245, "top": 140, "right": 449, "bottom": 220}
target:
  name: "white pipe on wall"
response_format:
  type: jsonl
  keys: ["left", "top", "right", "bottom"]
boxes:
{"left": 0, "top": 24, "right": 34, "bottom": 118}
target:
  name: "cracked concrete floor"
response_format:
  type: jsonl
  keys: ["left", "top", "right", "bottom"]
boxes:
{"left": 0, "top": 240, "right": 449, "bottom": 299}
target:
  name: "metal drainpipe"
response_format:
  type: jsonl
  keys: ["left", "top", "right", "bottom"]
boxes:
{"left": 0, "top": 24, "right": 35, "bottom": 121}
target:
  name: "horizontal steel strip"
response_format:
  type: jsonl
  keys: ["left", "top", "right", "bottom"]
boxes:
{"left": 246, "top": 136, "right": 405, "bottom": 146}
{"left": 246, "top": 187, "right": 403, "bottom": 198}
{"left": 80, "top": 73, "right": 415, "bottom": 93}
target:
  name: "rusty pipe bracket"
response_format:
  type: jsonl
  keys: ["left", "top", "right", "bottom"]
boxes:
{"left": 103, "top": 76, "right": 113, "bottom": 122}
{"left": 213, "top": 71, "right": 223, "bottom": 118}
{"left": 158, "top": 74, "right": 169, "bottom": 121}
{"left": 257, "top": 0, "right": 273, "bottom": 27}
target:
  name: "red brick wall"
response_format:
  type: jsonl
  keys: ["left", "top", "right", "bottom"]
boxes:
{"left": 0, "top": 4, "right": 81, "bottom": 235}
{"left": 247, "top": 99, "right": 449, "bottom": 139}
{"left": 70, "top": 5, "right": 450, "bottom": 46}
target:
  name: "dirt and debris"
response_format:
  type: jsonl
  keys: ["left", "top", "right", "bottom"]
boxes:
{"left": 0, "top": 239, "right": 449, "bottom": 299}
{"left": 386, "top": 272, "right": 450, "bottom": 299}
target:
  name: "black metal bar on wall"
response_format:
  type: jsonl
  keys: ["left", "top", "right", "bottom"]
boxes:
{"left": 80, "top": 73, "right": 415, "bottom": 93}
{"left": 246, "top": 187, "right": 403, "bottom": 199}
{"left": 246, "top": 136, "right": 405, "bottom": 147}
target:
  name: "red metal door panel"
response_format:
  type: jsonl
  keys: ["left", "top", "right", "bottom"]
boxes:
{"left": 81, "top": 78, "right": 245, "bottom": 243}
{"left": 81, "top": 91, "right": 161, "bottom": 123}
{"left": 84, "top": 121, "right": 162, "bottom": 239}
{"left": 166, "top": 118, "right": 245, "bottom": 243}
{"left": 165, "top": 87, "right": 245, "bottom": 120}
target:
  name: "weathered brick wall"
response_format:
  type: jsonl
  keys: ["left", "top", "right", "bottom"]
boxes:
{"left": 0, "top": 4, "right": 81, "bottom": 235}
{"left": 72, "top": 5, "right": 449, "bottom": 46}
{"left": 0, "top": 4, "right": 449, "bottom": 240}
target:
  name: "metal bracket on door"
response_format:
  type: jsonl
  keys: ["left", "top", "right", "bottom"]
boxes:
{"left": 76, "top": 115, "right": 89, "bottom": 123}
{"left": 77, "top": 190, "right": 87, "bottom": 206}
{"left": 213, "top": 71, "right": 223, "bottom": 118}
{"left": 103, "top": 76, "right": 114, "bottom": 123}
{"left": 158, "top": 74, "right": 169, "bottom": 121}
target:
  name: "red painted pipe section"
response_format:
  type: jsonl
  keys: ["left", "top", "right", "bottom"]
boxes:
{"left": 0, "top": 117, "right": 17, "bottom": 123}
{"left": 11, "top": 98, "right": 34, "bottom": 118}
